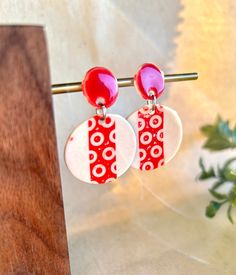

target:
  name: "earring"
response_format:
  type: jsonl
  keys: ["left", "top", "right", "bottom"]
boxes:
{"left": 127, "top": 63, "right": 183, "bottom": 171}
{"left": 64, "top": 67, "right": 136, "bottom": 184}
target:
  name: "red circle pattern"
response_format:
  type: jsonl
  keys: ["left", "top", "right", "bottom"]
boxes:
{"left": 88, "top": 115, "right": 117, "bottom": 184}
{"left": 138, "top": 105, "right": 165, "bottom": 170}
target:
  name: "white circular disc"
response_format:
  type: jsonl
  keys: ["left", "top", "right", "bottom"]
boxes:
{"left": 127, "top": 104, "right": 183, "bottom": 170}
{"left": 64, "top": 114, "right": 136, "bottom": 184}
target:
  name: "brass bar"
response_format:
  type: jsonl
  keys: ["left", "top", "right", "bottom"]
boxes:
{"left": 52, "top": 72, "right": 198, "bottom": 95}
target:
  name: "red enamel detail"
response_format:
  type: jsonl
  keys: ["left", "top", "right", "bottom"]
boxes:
{"left": 88, "top": 115, "right": 117, "bottom": 184}
{"left": 134, "top": 63, "right": 165, "bottom": 100}
{"left": 82, "top": 67, "right": 118, "bottom": 108}
{"left": 138, "top": 105, "right": 164, "bottom": 170}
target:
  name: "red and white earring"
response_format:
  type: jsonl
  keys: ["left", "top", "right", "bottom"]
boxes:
{"left": 127, "top": 63, "right": 183, "bottom": 171}
{"left": 64, "top": 67, "right": 136, "bottom": 184}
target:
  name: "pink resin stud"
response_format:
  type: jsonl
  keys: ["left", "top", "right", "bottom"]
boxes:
{"left": 134, "top": 63, "right": 165, "bottom": 100}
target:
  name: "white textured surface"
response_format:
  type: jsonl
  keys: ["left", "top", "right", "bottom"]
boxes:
{"left": 65, "top": 114, "right": 136, "bottom": 183}
{"left": 64, "top": 116, "right": 90, "bottom": 183}
{"left": 1, "top": 1, "right": 236, "bottom": 274}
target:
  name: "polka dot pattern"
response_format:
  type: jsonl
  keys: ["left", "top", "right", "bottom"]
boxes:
{"left": 88, "top": 115, "right": 117, "bottom": 183}
{"left": 65, "top": 114, "right": 136, "bottom": 184}
{"left": 138, "top": 105, "right": 164, "bottom": 170}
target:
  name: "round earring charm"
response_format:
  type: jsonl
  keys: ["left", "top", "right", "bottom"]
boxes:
{"left": 65, "top": 67, "right": 136, "bottom": 184}
{"left": 127, "top": 63, "right": 183, "bottom": 171}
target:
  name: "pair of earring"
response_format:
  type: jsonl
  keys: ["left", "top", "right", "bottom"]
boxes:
{"left": 64, "top": 63, "right": 183, "bottom": 184}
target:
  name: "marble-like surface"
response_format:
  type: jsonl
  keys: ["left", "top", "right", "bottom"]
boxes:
{"left": 1, "top": 1, "right": 236, "bottom": 274}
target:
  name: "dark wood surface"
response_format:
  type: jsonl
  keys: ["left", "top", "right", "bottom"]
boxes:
{"left": 0, "top": 26, "right": 70, "bottom": 274}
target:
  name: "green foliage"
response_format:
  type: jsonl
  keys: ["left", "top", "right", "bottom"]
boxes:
{"left": 201, "top": 116, "right": 236, "bottom": 151}
{"left": 206, "top": 201, "right": 224, "bottom": 218}
{"left": 198, "top": 158, "right": 215, "bottom": 180}
{"left": 199, "top": 116, "right": 236, "bottom": 224}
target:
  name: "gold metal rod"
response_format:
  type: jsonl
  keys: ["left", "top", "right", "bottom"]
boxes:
{"left": 51, "top": 72, "right": 198, "bottom": 95}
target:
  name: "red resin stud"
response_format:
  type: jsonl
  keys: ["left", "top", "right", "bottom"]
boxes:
{"left": 82, "top": 67, "right": 118, "bottom": 108}
{"left": 134, "top": 63, "right": 165, "bottom": 100}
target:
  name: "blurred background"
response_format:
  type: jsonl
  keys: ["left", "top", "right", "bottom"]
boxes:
{"left": 1, "top": 1, "right": 236, "bottom": 274}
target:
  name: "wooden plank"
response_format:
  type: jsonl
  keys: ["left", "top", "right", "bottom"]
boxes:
{"left": 0, "top": 26, "right": 70, "bottom": 274}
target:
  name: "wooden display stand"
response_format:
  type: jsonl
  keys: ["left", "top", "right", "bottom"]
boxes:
{"left": 0, "top": 26, "right": 70, "bottom": 274}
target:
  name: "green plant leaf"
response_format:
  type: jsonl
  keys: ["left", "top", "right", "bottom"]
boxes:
{"left": 222, "top": 157, "right": 236, "bottom": 170}
{"left": 203, "top": 137, "right": 233, "bottom": 151}
{"left": 211, "top": 180, "right": 224, "bottom": 190}
{"left": 201, "top": 117, "right": 236, "bottom": 151}
{"left": 206, "top": 201, "right": 222, "bottom": 218}
{"left": 227, "top": 204, "right": 234, "bottom": 224}
{"left": 199, "top": 117, "right": 236, "bottom": 223}
{"left": 209, "top": 189, "right": 228, "bottom": 200}
{"left": 220, "top": 158, "right": 236, "bottom": 182}
{"left": 228, "top": 186, "right": 236, "bottom": 205}
{"left": 232, "top": 128, "right": 236, "bottom": 144}
{"left": 219, "top": 120, "right": 232, "bottom": 137}
{"left": 201, "top": 125, "right": 215, "bottom": 136}
{"left": 223, "top": 168, "right": 236, "bottom": 182}
{"left": 198, "top": 158, "right": 215, "bottom": 180}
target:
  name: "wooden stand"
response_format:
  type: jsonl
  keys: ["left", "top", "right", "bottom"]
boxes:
{"left": 0, "top": 26, "right": 70, "bottom": 274}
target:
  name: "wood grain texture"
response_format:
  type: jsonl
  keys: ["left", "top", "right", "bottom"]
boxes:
{"left": 0, "top": 26, "right": 70, "bottom": 274}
